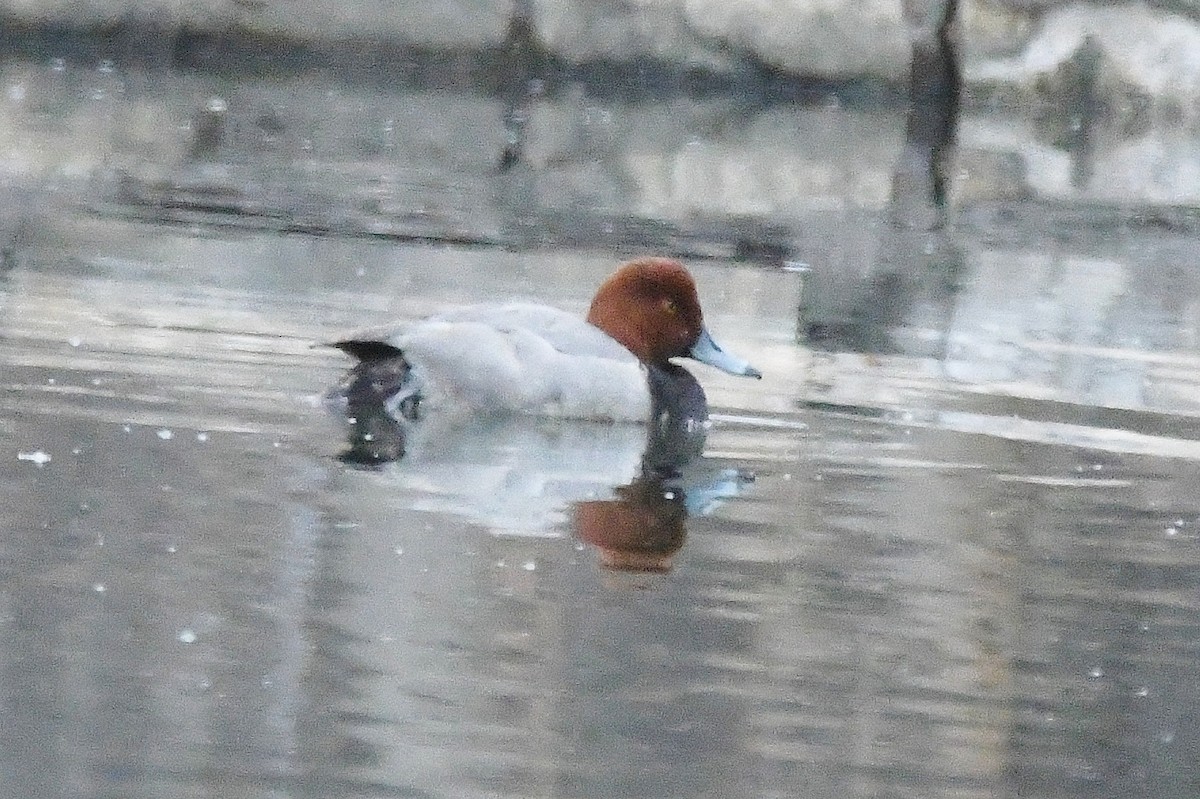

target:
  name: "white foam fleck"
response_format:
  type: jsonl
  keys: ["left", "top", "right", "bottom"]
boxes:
{"left": 17, "top": 450, "right": 50, "bottom": 467}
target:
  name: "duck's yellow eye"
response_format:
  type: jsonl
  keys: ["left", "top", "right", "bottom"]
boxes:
{"left": 663, "top": 299, "right": 679, "bottom": 315}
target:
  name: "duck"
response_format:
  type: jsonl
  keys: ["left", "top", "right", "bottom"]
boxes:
{"left": 325, "top": 257, "right": 761, "bottom": 434}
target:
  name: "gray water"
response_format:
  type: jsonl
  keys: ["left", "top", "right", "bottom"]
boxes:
{"left": 1, "top": 62, "right": 1200, "bottom": 799}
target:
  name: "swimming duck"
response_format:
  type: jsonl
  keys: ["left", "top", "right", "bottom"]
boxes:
{"left": 326, "top": 257, "right": 761, "bottom": 429}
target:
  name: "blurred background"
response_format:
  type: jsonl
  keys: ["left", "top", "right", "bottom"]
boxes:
{"left": 2, "top": 1, "right": 1200, "bottom": 798}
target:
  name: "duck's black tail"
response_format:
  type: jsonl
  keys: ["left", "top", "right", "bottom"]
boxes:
{"left": 331, "top": 339, "right": 406, "bottom": 363}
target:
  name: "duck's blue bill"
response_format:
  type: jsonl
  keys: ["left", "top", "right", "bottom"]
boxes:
{"left": 688, "top": 326, "right": 762, "bottom": 379}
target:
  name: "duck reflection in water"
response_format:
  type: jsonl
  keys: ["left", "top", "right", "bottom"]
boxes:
{"left": 329, "top": 358, "right": 750, "bottom": 572}
{"left": 574, "top": 478, "right": 688, "bottom": 573}
{"left": 575, "top": 362, "right": 752, "bottom": 573}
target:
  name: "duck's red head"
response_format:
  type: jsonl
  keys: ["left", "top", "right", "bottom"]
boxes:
{"left": 586, "top": 257, "right": 704, "bottom": 366}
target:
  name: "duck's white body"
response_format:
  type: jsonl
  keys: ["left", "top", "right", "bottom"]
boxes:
{"left": 350, "top": 303, "right": 653, "bottom": 422}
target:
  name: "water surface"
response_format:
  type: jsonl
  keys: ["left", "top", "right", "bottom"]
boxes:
{"left": 2, "top": 212, "right": 1199, "bottom": 798}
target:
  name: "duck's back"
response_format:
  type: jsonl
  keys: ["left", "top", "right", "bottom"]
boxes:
{"left": 346, "top": 303, "right": 651, "bottom": 422}
{"left": 429, "top": 304, "right": 633, "bottom": 360}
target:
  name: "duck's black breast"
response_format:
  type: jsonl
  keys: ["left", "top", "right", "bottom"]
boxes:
{"left": 644, "top": 363, "right": 708, "bottom": 475}
{"left": 647, "top": 363, "right": 708, "bottom": 423}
